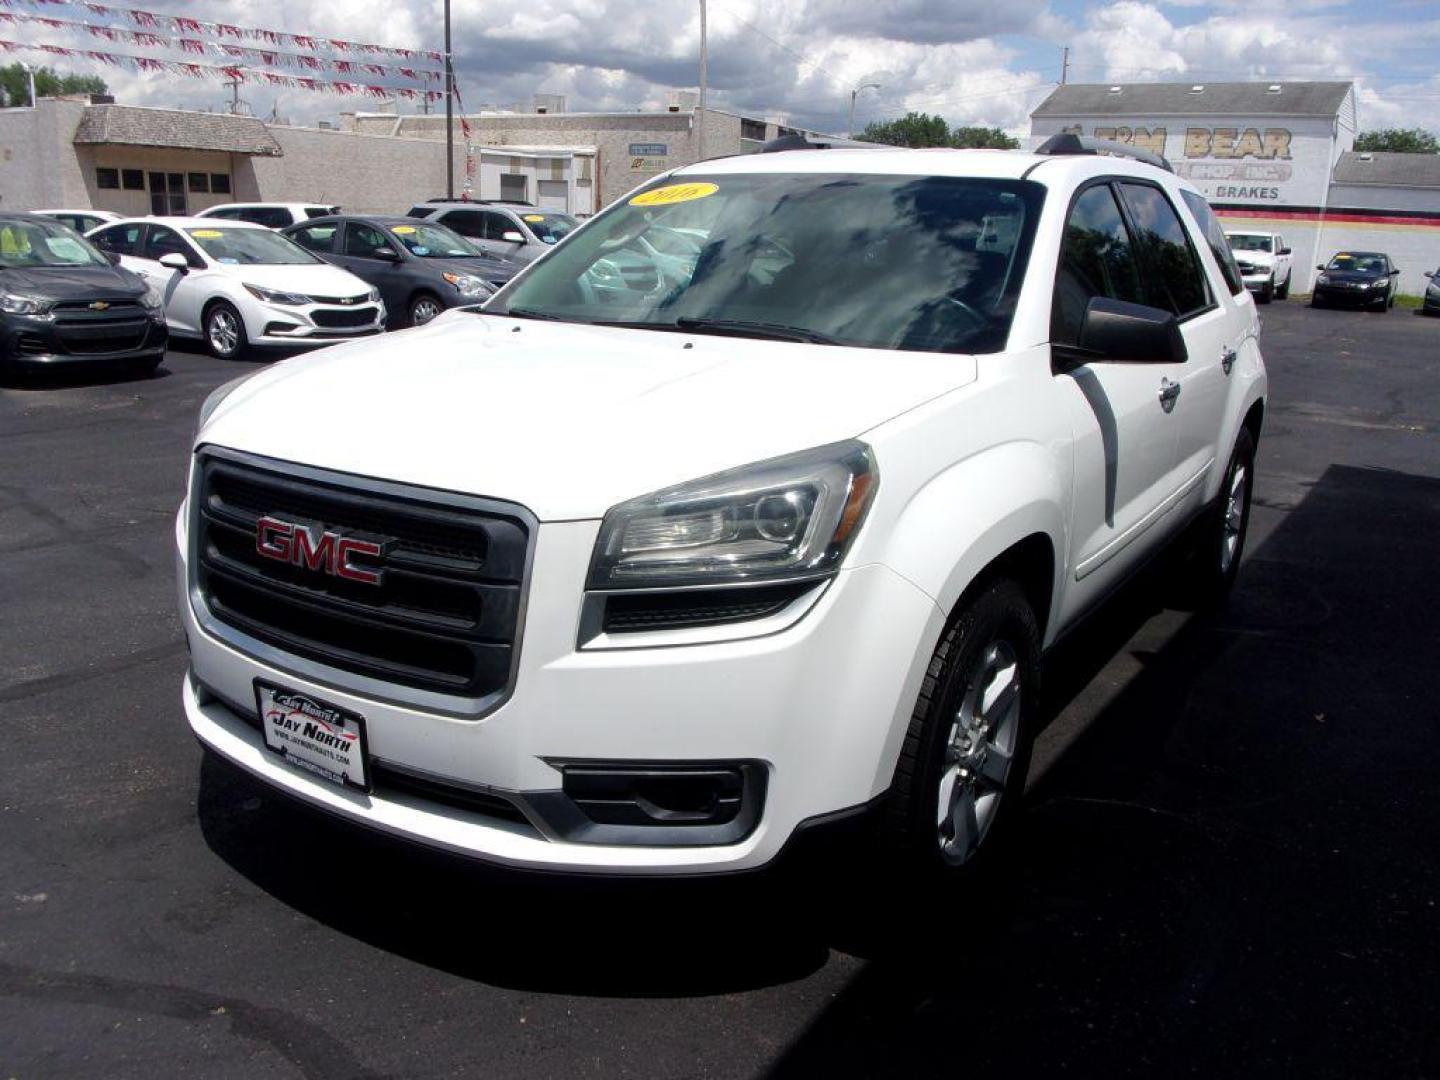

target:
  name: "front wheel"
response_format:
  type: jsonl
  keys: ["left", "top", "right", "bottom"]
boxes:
{"left": 408, "top": 292, "right": 444, "bottom": 327}
{"left": 204, "top": 301, "right": 248, "bottom": 360}
{"left": 1258, "top": 278, "right": 1274, "bottom": 303}
{"left": 884, "top": 578, "right": 1040, "bottom": 881}
{"left": 1276, "top": 272, "right": 1290, "bottom": 300}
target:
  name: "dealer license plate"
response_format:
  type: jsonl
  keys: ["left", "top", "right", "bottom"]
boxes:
{"left": 256, "top": 681, "right": 370, "bottom": 792}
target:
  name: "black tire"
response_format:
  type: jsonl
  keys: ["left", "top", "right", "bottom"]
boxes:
{"left": 203, "top": 301, "right": 249, "bottom": 360}
{"left": 1310, "top": 293, "right": 1325, "bottom": 308}
{"left": 884, "top": 578, "right": 1040, "bottom": 881}
{"left": 127, "top": 355, "right": 163, "bottom": 379}
{"left": 408, "top": 292, "right": 444, "bottom": 328}
{"left": 1258, "top": 279, "right": 1274, "bottom": 304}
{"left": 1183, "top": 427, "right": 1255, "bottom": 608}
{"left": 1276, "top": 272, "right": 1290, "bottom": 300}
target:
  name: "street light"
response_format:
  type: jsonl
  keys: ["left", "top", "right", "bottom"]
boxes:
{"left": 697, "top": 0, "right": 707, "bottom": 162}
{"left": 19, "top": 61, "right": 37, "bottom": 110}
{"left": 848, "top": 81, "right": 880, "bottom": 139}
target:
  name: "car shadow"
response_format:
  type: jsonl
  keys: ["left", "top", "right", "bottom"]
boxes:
{"left": 767, "top": 464, "right": 1440, "bottom": 1077}
{"left": 0, "top": 358, "right": 170, "bottom": 390}
{"left": 196, "top": 465, "right": 1440, "bottom": 1042}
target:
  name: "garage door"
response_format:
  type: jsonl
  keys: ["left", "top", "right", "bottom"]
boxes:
{"left": 537, "top": 180, "right": 568, "bottom": 211}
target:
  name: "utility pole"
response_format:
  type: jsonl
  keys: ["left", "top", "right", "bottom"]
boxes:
{"left": 19, "top": 61, "right": 37, "bottom": 109}
{"left": 1060, "top": 46, "right": 1070, "bottom": 85}
{"left": 697, "top": 0, "right": 707, "bottom": 162}
{"left": 848, "top": 81, "right": 880, "bottom": 139}
{"left": 445, "top": 0, "right": 454, "bottom": 199}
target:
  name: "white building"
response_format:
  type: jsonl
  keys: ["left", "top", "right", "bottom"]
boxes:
{"left": 1029, "top": 81, "right": 1440, "bottom": 295}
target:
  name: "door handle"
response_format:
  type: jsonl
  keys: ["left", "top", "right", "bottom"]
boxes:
{"left": 1221, "top": 347, "right": 1237, "bottom": 375}
{"left": 1158, "top": 378, "right": 1181, "bottom": 412}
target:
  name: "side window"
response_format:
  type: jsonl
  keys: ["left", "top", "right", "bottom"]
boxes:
{"left": 1180, "top": 189, "right": 1244, "bottom": 297}
{"left": 483, "top": 212, "right": 516, "bottom": 240}
{"left": 344, "top": 221, "right": 395, "bottom": 258}
{"left": 91, "top": 223, "right": 142, "bottom": 256}
{"left": 143, "top": 225, "right": 199, "bottom": 266}
{"left": 205, "top": 207, "right": 237, "bottom": 220}
{"left": 239, "top": 208, "right": 292, "bottom": 229}
{"left": 1052, "top": 184, "right": 1144, "bottom": 346}
{"left": 439, "top": 210, "right": 483, "bottom": 238}
{"left": 1119, "top": 182, "right": 1211, "bottom": 317}
{"left": 291, "top": 224, "right": 337, "bottom": 253}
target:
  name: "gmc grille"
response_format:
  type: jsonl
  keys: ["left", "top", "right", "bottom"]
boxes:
{"left": 193, "top": 451, "right": 534, "bottom": 708}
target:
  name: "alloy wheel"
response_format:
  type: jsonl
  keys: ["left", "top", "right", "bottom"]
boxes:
{"left": 209, "top": 308, "right": 240, "bottom": 357}
{"left": 1220, "top": 462, "right": 1248, "bottom": 574}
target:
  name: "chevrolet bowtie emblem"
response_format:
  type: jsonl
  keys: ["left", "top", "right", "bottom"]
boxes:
{"left": 89, "top": 301, "right": 110, "bottom": 311}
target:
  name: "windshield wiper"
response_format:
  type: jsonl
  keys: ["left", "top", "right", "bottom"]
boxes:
{"left": 501, "top": 307, "right": 567, "bottom": 321}
{"left": 671, "top": 317, "right": 842, "bottom": 345}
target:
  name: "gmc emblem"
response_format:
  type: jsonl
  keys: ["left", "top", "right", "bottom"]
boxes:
{"left": 255, "top": 516, "right": 386, "bottom": 585}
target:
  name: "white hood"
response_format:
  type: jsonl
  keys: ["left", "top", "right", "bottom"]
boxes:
{"left": 200, "top": 315, "right": 977, "bottom": 520}
{"left": 218, "top": 261, "right": 371, "bottom": 298}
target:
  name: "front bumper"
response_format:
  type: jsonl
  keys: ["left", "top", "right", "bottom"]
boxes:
{"left": 178, "top": 508, "right": 943, "bottom": 874}
{"left": 244, "top": 298, "right": 387, "bottom": 348}
{"left": 2, "top": 309, "right": 167, "bottom": 367}
{"left": 1240, "top": 270, "right": 1275, "bottom": 292}
{"left": 1313, "top": 283, "right": 1385, "bottom": 306}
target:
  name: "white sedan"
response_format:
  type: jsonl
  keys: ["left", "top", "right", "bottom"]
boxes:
{"left": 86, "top": 216, "right": 384, "bottom": 359}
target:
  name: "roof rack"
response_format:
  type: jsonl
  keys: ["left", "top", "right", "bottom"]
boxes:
{"left": 424, "top": 197, "right": 536, "bottom": 206}
{"left": 1034, "top": 132, "right": 1173, "bottom": 173}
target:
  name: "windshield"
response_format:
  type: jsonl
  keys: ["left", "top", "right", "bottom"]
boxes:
{"left": 1327, "top": 253, "right": 1386, "bottom": 274}
{"left": 518, "top": 212, "right": 578, "bottom": 244}
{"left": 388, "top": 222, "right": 485, "bottom": 259}
{"left": 1227, "top": 234, "right": 1273, "bottom": 252}
{"left": 492, "top": 174, "right": 1043, "bottom": 354}
{"left": 0, "top": 218, "right": 108, "bottom": 269}
{"left": 186, "top": 227, "right": 319, "bottom": 266}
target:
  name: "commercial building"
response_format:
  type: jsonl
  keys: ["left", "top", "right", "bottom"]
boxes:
{"left": 1029, "top": 81, "right": 1440, "bottom": 295}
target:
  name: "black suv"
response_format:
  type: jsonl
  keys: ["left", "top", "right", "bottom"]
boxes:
{"left": 283, "top": 215, "right": 519, "bottom": 327}
{"left": 1, "top": 213, "right": 167, "bottom": 376}
{"left": 1311, "top": 251, "right": 1400, "bottom": 311}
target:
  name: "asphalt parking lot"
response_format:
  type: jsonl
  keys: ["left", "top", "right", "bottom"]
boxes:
{"left": 3, "top": 303, "right": 1439, "bottom": 1079}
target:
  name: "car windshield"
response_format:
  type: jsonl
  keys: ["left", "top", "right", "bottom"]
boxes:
{"left": 491, "top": 173, "right": 1043, "bottom": 354}
{"left": 1228, "top": 234, "right": 1272, "bottom": 252}
{"left": 387, "top": 222, "right": 485, "bottom": 259}
{"left": 518, "top": 212, "right": 578, "bottom": 244}
{"left": 1328, "top": 253, "right": 1386, "bottom": 274}
{"left": 186, "top": 227, "right": 320, "bottom": 265}
{"left": 0, "top": 218, "right": 108, "bottom": 269}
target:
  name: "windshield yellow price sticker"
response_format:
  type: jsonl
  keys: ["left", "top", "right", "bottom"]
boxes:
{"left": 523, "top": 214, "right": 546, "bottom": 222}
{"left": 392, "top": 225, "right": 417, "bottom": 234}
{"left": 190, "top": 229, "right": 223, "bottom": 238}
{"left": 630, "top": 182, "right": 718, "bottom": 207}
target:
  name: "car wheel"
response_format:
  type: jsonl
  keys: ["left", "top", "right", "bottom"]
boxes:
{"left": 1259, "top": 278, "right": 1274, "bottom": 303}
{"left": 204, "top": 301, "right": 249, "bottom": 360}
{"left": 128, "top": 356, "right": 163, "bottom": 379}
{"left": 1184, "top": 427, "right": 1255, "bottom": 608}
{"left": 1310, "top": 293, "right": 1325, "bottom": 308}
{"left": 408, "top": 292, "right": 444, "bottom": 327}
{"left": 1276, "top": 272, "right": 1290, "bottom": 300}
{"left": 884, "top": 578, "right": 1039, "bottom": 881}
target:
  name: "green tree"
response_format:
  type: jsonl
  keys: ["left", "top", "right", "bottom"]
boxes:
{"left": 0, "top": 63, "right": 109, "bottom": 107}
{"left": 1354, "top": 128, "right": 1439, "bottom": 154}
{"left": 949, "top": 125, "right": 1019, "bottom": 150}
{"left": 858, "top": 112, "right": 952, "bottom": 148}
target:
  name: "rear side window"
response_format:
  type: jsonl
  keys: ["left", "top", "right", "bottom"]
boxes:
{"left": 406, "top": 206, "right": 433, "bottom": 219}
{"left": 306, "top": 206, "right": 339, "bottom": 219}
{"left": 204, "top": 206, "right": 238, "bottom": 220}
{"left": 1052, "top": 184, "right": 1144, "bottom": 346}
{"left": 238, "top": 207, "right": 295, "bottom": 229}
{"left": 1119, "top": 182, "right": 1211, "bottom": 317}
{"left": 91, "top": 223, "right": 142, "bottom": 256}
{"left": 1180, "top": 190, "right": 1244, "bottom": 296}
{"left": 290, "top": 224, "right": 338, "bottom": 253}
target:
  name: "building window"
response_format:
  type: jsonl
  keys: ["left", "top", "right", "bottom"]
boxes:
{"left": 188, "top": 172, "right": 210, "bottom": 193}
{"left": 122, "top": 169, "right": 144, "bottom": 190}
{"left": 211, "top": 173, "right": 231, "bottom": 194}
{"left": 741, "top": 118, "right": 766, "bottom": 142}
{"left": 96, "top": 167, "right": 119, "bottom": 190}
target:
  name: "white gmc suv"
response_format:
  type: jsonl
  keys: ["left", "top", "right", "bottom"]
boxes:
{"left": 177, "top": 137, "right": 1266, "bottom": 879}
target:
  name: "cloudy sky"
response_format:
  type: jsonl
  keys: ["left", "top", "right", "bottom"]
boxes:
{"left": 9, "top": 0, "right": 1440, "bottom": 137}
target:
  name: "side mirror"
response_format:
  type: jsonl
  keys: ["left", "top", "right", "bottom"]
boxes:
{"left": 501, "top": 230, "right": 526, "bottom": 244}
{"left": 1277, "top": 247, "right": 1291, "bottom": 256}
{"left": 373, "top": 247, "right": 400, "bottom": 261}
{"left": 1425, "top": 271, "right": 1435, "bottom": 279}
{"left": 1316, "top": 264, "right": 1326, "bottom": 271}
{"left": 1390, "top": 268, "right": 1400, "bottom": 276}
{"left": 159, "top": 252, "right": 190, "bottom": 273}
{"left": 104, "top": 251, "right": 121, "bottom": 266}
{"left": 1077, "top": 297, "right": 1187, "bottom": 365}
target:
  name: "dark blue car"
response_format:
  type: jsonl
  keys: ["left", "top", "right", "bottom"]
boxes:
{"left": 283, "top": 215, "right": 518, "bottom": 328}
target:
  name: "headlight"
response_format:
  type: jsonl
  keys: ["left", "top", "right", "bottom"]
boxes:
{"left": 442, "top": 272, "right": 490, "bottom": 298}
{"left": 195, "top": 372, "right": 255, "bottom": 438}
{"left": 367, "top": 288, "right": 381, "bottom": 302}
{"left": 141, "top": 285, "right": 165, "bottom": 310}
{"left": 244, "top": 284, "right": 311, "bottom": 306}
{"left": 0, "top": 292, "right": 47, "bottom": 316}
{"left": 587, "top": 441, "right": 877, "bottom": 590}
{"left": 1316, "top": 273, "right": 1329, "bottom": 285}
